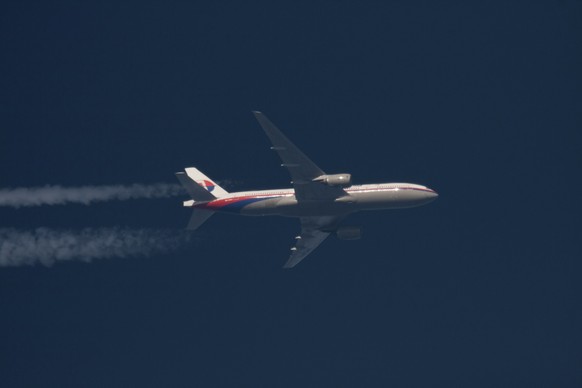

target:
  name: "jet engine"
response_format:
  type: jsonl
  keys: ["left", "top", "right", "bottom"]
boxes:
{"left": 335, "top": 226, "right": 363, "bottom": 240}
{"left": 313, "top": 173, "right": 352, "bottom": 187}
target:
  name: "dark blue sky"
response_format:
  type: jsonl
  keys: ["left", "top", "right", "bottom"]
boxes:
{"left": 1, "top": 2, "right": 581, "bottom": 387}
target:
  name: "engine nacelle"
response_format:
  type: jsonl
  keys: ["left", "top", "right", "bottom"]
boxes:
{"left": 335, "top": 226, "right": 363, "bottom": 240}
{"left": 313, "top": 173, "right": 352, "bottom": 187}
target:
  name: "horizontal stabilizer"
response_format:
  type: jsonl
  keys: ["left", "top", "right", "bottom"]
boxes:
{"left": 187, "top": 209, "right": 215, "bottom": 230}
{"left": 175, "top": 172, "right": 216, "bottom": 201}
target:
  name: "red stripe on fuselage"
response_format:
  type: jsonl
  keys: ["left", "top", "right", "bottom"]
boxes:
{"left": 194, "top": 195, "right": 275, "bottom": 210}
{"left": 194, "top": 186, "right": 435, "bottom": 211}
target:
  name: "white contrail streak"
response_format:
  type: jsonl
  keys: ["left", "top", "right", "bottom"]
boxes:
{"left": 0, "top": 227, "right": 191, "bottom": 267}
{"left": 0, "top": 184, "right": 185, "bottom": 208}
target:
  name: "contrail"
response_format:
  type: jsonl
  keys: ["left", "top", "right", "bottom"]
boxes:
{"left": 0, "top": 183, "right": 185, "bottom": 208}
{"left": 0, "top": 227, "right": 192, "bottom": 267}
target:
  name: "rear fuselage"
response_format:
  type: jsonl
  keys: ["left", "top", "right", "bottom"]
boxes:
{"left": 189, "top": 183, "right": 438, "bottom": 218}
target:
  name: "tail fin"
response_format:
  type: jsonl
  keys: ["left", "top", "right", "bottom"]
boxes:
{"left": 175, "top": 167, "right": 226, "bottom": 231}
{"left": 183, "top": 167, "right": 229, "bottom": 198}
{"left": 175, "top": 172, "right": 216, "bottom": 202}
{"left": 175, "top": 167, "right": 229, "bottom": 201}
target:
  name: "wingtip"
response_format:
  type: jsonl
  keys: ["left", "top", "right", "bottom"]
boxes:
{"left": 252, "top": 110, "right": 262, "bottom": 115}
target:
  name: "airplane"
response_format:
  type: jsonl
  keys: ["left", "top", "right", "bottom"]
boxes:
{"left": 175, "top": 112, "right": 438, "bottom": 268}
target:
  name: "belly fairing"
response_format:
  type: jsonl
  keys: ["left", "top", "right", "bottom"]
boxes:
{"left": 240, "top": 196, "right": 288, "bottom": 215}
{"left": 241, "top": 195, "right": 356, "bottom": 217}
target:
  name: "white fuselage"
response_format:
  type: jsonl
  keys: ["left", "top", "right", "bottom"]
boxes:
{"left": 190, "top": 183, "right": 438, "bottom": 217}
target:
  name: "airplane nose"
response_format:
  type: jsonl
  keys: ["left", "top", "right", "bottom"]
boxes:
{"left": 425, "top": 189, "right": 438, "bottom": 202}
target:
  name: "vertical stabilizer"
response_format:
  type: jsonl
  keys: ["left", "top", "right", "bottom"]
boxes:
{"left": 175, "top": 172, "right": 216, "bottom": 202}
{"left": 184, "top": 167, "right": 229, "bottom": 198}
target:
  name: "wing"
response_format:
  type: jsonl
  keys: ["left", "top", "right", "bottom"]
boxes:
{"left": 283, "top": 216, "right": 342, "bottom": 269}
{"left": 253, "top": 111, "right": 346, "bottom": 201}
